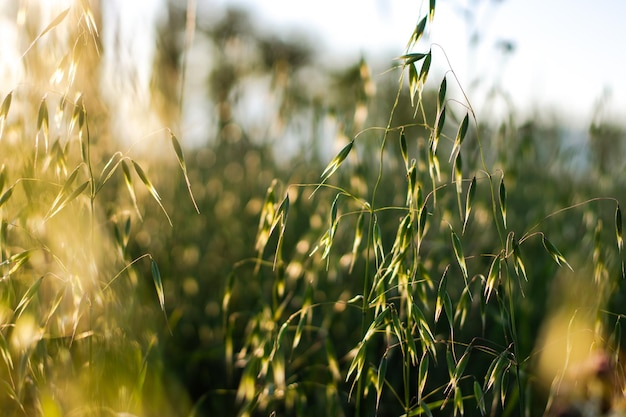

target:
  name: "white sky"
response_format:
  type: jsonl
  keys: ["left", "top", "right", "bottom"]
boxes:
{"left": 219, "top": 0, "right": 626, "bottom": 127}
{"left": 3, "top": 0, "right": 623, "bottom": 146}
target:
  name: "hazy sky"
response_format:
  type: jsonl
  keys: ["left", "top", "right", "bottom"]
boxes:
{"left": 220, "top": 0, "right": 626, "bottom": 126}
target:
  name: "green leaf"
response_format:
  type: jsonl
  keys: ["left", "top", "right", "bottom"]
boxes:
{"left": 170, "top": 131, "right": 200, "bottom": 214}
{"left": 429, "top": 0, "right": 436, "bottom": 21}
{"left": 500, "top": 370, "right": 510, "bottom": 407}
{"left": 2, "top": 250, "right": 30, "bottom": 278}
{"left": 454, "top": 348, "right": 471, "bottom": 382}
{"left": 451, "top": 229, "right": 468, "bottom": 284}
{"left": 363, "top": 306, "right": 390, "bottom": 342}
{"left": 37, "top": 97, "right": 49, "bottom": 151}
{"left": 512, "top": 238, "right": 527, "bottom": 281}
{"left": 70, "top": 95, "right": 85, "bottom": 133}
{"left": 325, "top": 339, "right": 341, "bottom": 382}
{"left": 269, "top": 194, "right": 290, "bottom": 238}
{"left": 454, "top": 153, "right": 463, "bottom": 196}
{"left": 390, "top": 306, "right": 404, "bottom": 347}
{"left": 330, "top": 194, "right": 339, "bottom": 226}
{"left": 446, "top": 348, "right": 456, "bottom": 380}
{"left": 373, "top": 217, "right": 384, "bottom": 265}
{"left": 96, "top": 152, "right": 123, "bottom": 193}
{"left": 346, "top": 341, "right": 367, "bottom": 384}
{"left": 400, "top": 131, "right": 408, "bottom": 168}
{"left": 418, "top": 204, "right": 429, "bottom": 245}
{"left": 616, "top": 204, "right": 623, "bottom": 252}
{"left": 418, "top": 354, "right": 429, "bottom": 401}
{"left": 132, "top": 161, "right": 160, "bottom": 200}
{"left": 435, "top": 267, "right": 448, "bottom": 323}
{"left": 463, "top": 176, "right": 476, "bottom": 234}
{"left": 269, "top": 320, "right": 289, "bottom": 361}
{"left": 256, "top": 179, "right": 277, "bottom": 254}
{"left": 21, "top": 8, "right": 71, "bottom": 57}
{"left": 0, "top": 165, "right": 5, "bottom": 193}
{"left": 132, "top": 160, "right": 172, "bottom": 226}
{"left": 499, "top": 178, "right": 507, "bottom": 229}
{"left": 321, "top": 140, "right": 353, "bottom": 182}
{"left": 432, "top": 106, "right": 445, "bottom": 154}
{"left": 406, "top": 163, "right": 417, "bottom": 206}
{"left": 429, "top": 149, "right": 441, "bottom": 182}
{"left": 416, "top": 185, "right": 424, "bottom": 211}
{"left": 0, "top": 91, "right": 12, "bottom": 138}
{"left": 121, "top": 161, "right": 142, "bottom": 220}
{"left": 320, "top": 195, "right": 341, "bottom": 264}
{"left": 485, "top": 256, "right": 501, "bottom": 301}
{"left": 14, "top": 276, "right": 43, "bottom": 320}
{"left": 542, "top": 235, "right": 572, "bottom": 271}
{"left": 454, "top": 386, "right": 464, "bottom": 416}
{"left": 455, "top": 286, "right": 471, "bottom": 327}
{"left": 405, "top": 323, "right": 418, "bottom": 366}
{"left": 443, "top": 292, "right": 454, "bottom": 331}
{"left": 48, "top": 165, "right": 81, "bottom": 210}
{"left": 45, "top": 181, "right": 89, "bottom": 221}
{"left": 0, "top": 91, "right": 12, "bottom": 119}
{"left": 450, "top": 113, "right": 470, "bottom": 162}
{"left": 412, "top": 306, "right": 437, "bottom": 358}
{"left": 151, "top": 259, "right": 166, "bottom": 316}
{"left": 484, "top": 352, "right": 509, "bottom": 392}
{"left": 419, "top": 51, "right": 432, "bottom": 85}
{"left": 458, "top": 112, "right": 469, "bottom": 143}
{"left": 409, "top": 63, "right": 419, "bottom": 106}
{"left": 0, "top": 185, "right": 13, "bottom": 208}
{"left": 438, "top": 76, "right": 447, "bottom": 112}
{"left": 399, "top": 52, "right": 428, "bottom": 66}
{"left": 409, "top": 16, "right": 428, "bottom": 47}
{"left": 292, "top": 310, "right": 306, "bottom": 350}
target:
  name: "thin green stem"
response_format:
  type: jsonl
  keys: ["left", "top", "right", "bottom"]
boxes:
{"left": 504, "top": 262, "right": 525, "bottom": 416}
{"left": 356, "top": 209, "right": 374, "bottom": 416}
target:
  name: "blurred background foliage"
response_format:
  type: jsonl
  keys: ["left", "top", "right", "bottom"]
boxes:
{"left": 0, "top": 0, "right": 625, "bottom": 416}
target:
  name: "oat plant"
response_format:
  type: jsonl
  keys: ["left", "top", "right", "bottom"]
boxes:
{"left": 230, "top": 2, "right": 626, "bottom": 416}
{"left": 0, "top": 3, "right": 197, "bottom": 416}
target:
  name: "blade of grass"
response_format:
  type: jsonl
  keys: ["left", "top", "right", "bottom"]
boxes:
{"left": 451, "top": 229, "right": 469, "bottom": 287}
{"left": 21, "top": 8, "right": 71, "bottom": 58}
{"left": 313, "top": 140, "right": 354, "bottom": 195}
{"left": 0, "top": 91, "right": 12, "bottom": 138}
{"left": 13, "top": 276, "right": 43, "bottom": 320}
{"left": 463, "top": 176, "right": 476, "bottom": 234}
{"left": 44, "top": 181, "right": 89, "bottom": 221}
{"left": 542, "top": 234, "right": 572, "bottom": 271}
{"left": 95, "top": 151, "right": 123, "bottom": 193}
{"left": 121, "top": 160, "right": 142, "bottom": 220}
{"left": 132, "top": 160, "right": 172, "bottom": 226}
{"left": 151, "top": 259, "right": 171, "bottom": 334}
{"left": 0, "top": 185, "right": 14, "bottom": 208}
{"left": 499, "top": 177, "right": 507, "bottom": 229}
{"left": 170, "top": 131, "right": 200, "bottom": 214}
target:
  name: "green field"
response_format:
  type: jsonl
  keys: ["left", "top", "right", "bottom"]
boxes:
{"left": 0, "top": 2, "right": 625, "bottom": 416}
